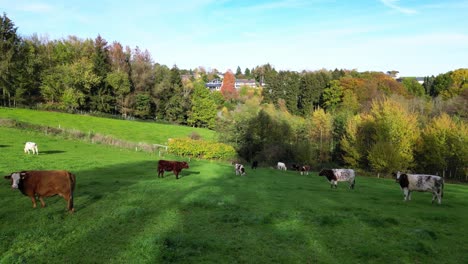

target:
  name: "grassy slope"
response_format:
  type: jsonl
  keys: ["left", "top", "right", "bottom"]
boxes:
{"left": 1, "top": 127, "right": 468, "bottom": 263}
{"left": 0, "top": 108, "right": 216, "bottom": 144}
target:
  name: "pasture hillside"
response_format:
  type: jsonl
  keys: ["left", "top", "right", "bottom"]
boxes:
{"left": 1, "top": 127, "right": 468, "bottom": 263}
{"left": 0, "top": 108, "right": 217, "bottom": 144}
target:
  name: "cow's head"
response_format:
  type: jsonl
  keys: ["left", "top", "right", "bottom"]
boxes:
{"left": 4, "top": 172, "right": 23, "bottom": 189}
{"left": 318, "top": 169, "right": 328, "bottom": 176}
{"left": 181, "top": 162, "right": 189, "bottom": 169}
{"left": 392, "top": 171, "right": 402, "bottom": 182}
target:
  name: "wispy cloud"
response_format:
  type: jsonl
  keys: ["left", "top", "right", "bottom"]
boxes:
{"left": 18, "top": 3, "right": 54, "bottom": 13}
{"left": 380, "top": 0, "right": 417, "bottom": 14}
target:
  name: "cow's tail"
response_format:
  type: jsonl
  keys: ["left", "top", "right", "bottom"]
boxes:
{"left": 68, "top": 172, "right": 76, "bottom": 212}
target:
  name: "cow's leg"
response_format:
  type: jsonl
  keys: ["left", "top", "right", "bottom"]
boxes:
{"left": 407, "top": 190, "right": 412, "bottom": 201}
{"left": 174, "top": 170, "right": 179, "bottom": 179}
{"left": 67, "top": 194, "right": 74, "bottom": 212}
{"left": 39, "top": 197, "right": 46, "bottom": 207}
{"left": 30, "top": 196, "right": 37, "bottom": 208}
{"left": 403, "top": 188, "right": 409, "bottom": 201}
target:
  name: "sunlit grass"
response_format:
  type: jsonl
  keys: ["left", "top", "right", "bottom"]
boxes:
{"left": 1, "top": 126, "right": 468, "bottom": 263}
{"left": 0, "top": 107, "right": 217, "bottom": 144}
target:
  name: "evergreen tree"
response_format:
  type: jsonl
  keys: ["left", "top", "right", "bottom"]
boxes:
{"left": 0, "top": 13, "right": 22, "bottom": 106}
{"left": 236, "top": 66, "right": 242, "bottom": 77}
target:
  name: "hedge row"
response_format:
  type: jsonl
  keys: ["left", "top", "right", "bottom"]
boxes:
{"left": 168, "top": 138, "right": 236, "bottom": 160}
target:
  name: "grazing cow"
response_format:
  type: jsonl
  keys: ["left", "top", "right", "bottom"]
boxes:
{"left": 157, "top": 160, "right": 189, "bottom": 179}
{"left": 300, "top": 165, "right": 311, "bottom": 175}
{"left": 251, "top": 161, "right": 258, "bottom": 170}
{"left": 235, "top": 163, "right": 246, "bottom": 176}
{"left": 24, "top": 142, "right": 38, "bottom": 155}
{"left": 4, "top": 170, "right": 75, "bottom": 212}
{"left": 277, "top": 162, "right": 287, "bottom": 171}
{"left": 318, "top": 169, "right": 356, "bottom": 189}
{"left": 394, "top": 171, "right": 444, "bottom": 204}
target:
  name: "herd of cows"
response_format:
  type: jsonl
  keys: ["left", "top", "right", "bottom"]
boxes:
{"left": 3, "top": 142, "right": 445, "bottom": 213}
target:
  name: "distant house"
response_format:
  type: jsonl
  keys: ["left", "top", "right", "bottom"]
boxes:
{"left": 205, "top": 79, "right": 223, "bottom": 91}
{"left": 415, "top": 77, "right": 425, "bottom": 84}
{"left": 234, "top": 79, "right": 259, "bottom": 89}
{"left": 396, "top": 76, "right": 425, "bottom": 85}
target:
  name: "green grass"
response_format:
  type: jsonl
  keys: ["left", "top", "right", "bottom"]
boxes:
{"left": 0, "top": 107, "right": 217, "bottom": 144}
{"left": 1, "top": 126, "right": 468, "bottom": 263}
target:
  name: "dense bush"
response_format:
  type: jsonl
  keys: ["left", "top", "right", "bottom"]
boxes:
{"left": 168, "top": 138, "right": 236, "bottom": 160}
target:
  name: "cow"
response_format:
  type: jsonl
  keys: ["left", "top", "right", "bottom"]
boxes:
{"left": 251, "top": 161, "right": 258, "bottom": 170}
{"left": 277, "top": 162, "right": 287, "bottom": 171}
{"left": 235, "top": 163, "right": 246, "bottom": 176}
{"left": 318, "top": 169, "right": 356, "bottom": 189}
{"left": 300, "top": 165, "right": 311, "bottom": 175}
{"left": 24, "top": 142, "right": 38, "bottom": 155}
{"left": 4, "top": 170, "right": 76, "bottom": 212}
{"left": 393, "top": 171, "right": 444, "bottom": 204}
{"left": 157, "top": 160, "right": 189, "bottom": 179}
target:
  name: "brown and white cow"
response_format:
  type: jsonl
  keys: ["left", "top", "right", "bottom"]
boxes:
{"left": 300, "top": 165, "right": 311, "bottom": 175}
{"left": 4, "top": 170, "right": 76, "bottom": 212}
{"left": 235, "top": 163, "right": 246, "bottom": 176}
{"left": 394, "top": 171, "right": 444, "bottom": 204}
{"left": 157, "top": 160, "right": 189, "bottom": 179}
{"left": 318, "top": 169, "right": 356, "bottom": 189}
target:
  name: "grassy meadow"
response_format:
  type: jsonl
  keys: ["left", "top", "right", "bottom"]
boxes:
{"left": 1, "top": 112, "right": 468, "bottom": 263}
{"left": 0, "top": 108, "right": 216, "bottom": 144}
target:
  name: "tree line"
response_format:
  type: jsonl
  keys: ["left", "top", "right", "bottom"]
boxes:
{"left": 1, "top": 13, "right": 467, "bottom": 179}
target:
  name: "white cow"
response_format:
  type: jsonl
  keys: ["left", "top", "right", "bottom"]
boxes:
{"left": 394, "top": 171, "right": 444, "bottom": 204}
{"left": 24, "top": 142, "right": 39, "bottom": 155}
{"left": 277, "top": 162, "right": 287, "bottom": 171}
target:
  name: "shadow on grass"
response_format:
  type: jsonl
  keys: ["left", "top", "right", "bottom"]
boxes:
{"left": 2, "top": 161, "right": 468, "bottom": 264}
{"left": 40, "top": 150, "right": 66, "bottom": 155}
{"left": 0, "top": 144, "right": 10, "bottom": 148}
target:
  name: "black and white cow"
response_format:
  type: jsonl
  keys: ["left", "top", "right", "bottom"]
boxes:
{"left": 318, "top": 169, "right": 355, "bottom": 189}
{"left": 235, "top": 163, "right": 246, "bottom": 176}
{"left": 394, "top": 171, "right": 444, "bottom": 204}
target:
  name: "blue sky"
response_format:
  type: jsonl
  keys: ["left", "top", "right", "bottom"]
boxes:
{"left": 1, "top": 0, "right": 467, "bottom": 76}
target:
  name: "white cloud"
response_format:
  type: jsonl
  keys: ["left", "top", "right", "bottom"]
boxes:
{"left": 380, "top": 0, "right": 417, "bottom": 14}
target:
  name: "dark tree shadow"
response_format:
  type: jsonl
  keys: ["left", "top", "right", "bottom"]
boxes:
{"left": 0, "top": 144, "right": 10, "bottom": 148}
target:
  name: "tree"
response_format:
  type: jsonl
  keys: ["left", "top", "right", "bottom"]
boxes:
{"left": 220, "top": 70, "right": 237, "bottom": 101}
{"left": 0, "top": 13, "right": 22, "bottom": 106}
{"left": 90, "top": 35, "right": 113, "bottom": 112}
{"left": 187, "top": 80, "right": 217, "bottom": 128}
{"left": 367, "top": 98, "right": 420, "bottom": 173}
{"left": 235, "top": 66, "right": 242, "bottom": 78}
{"left": 244, "top": 67, "right": 251, "bottom": 78}
{"left": 298, "top": 71, "right": 330, "bottom": 115}
{"left": 415, "top": 113, "right": 468, "bottom": 179}
{"left": 321, "top": 80, "right": 343, "bottom": 111}
{"left": 106, "top": 70, "right": 131, "bottom": 115}
{"left": 430, "top": 72, "right": 452, "bottom": 97}
{"left": 309, "top": 108, "right": 334, "bottom": 165}
{"left": 402, "top": 77, "right": 425, "bottom": 97}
